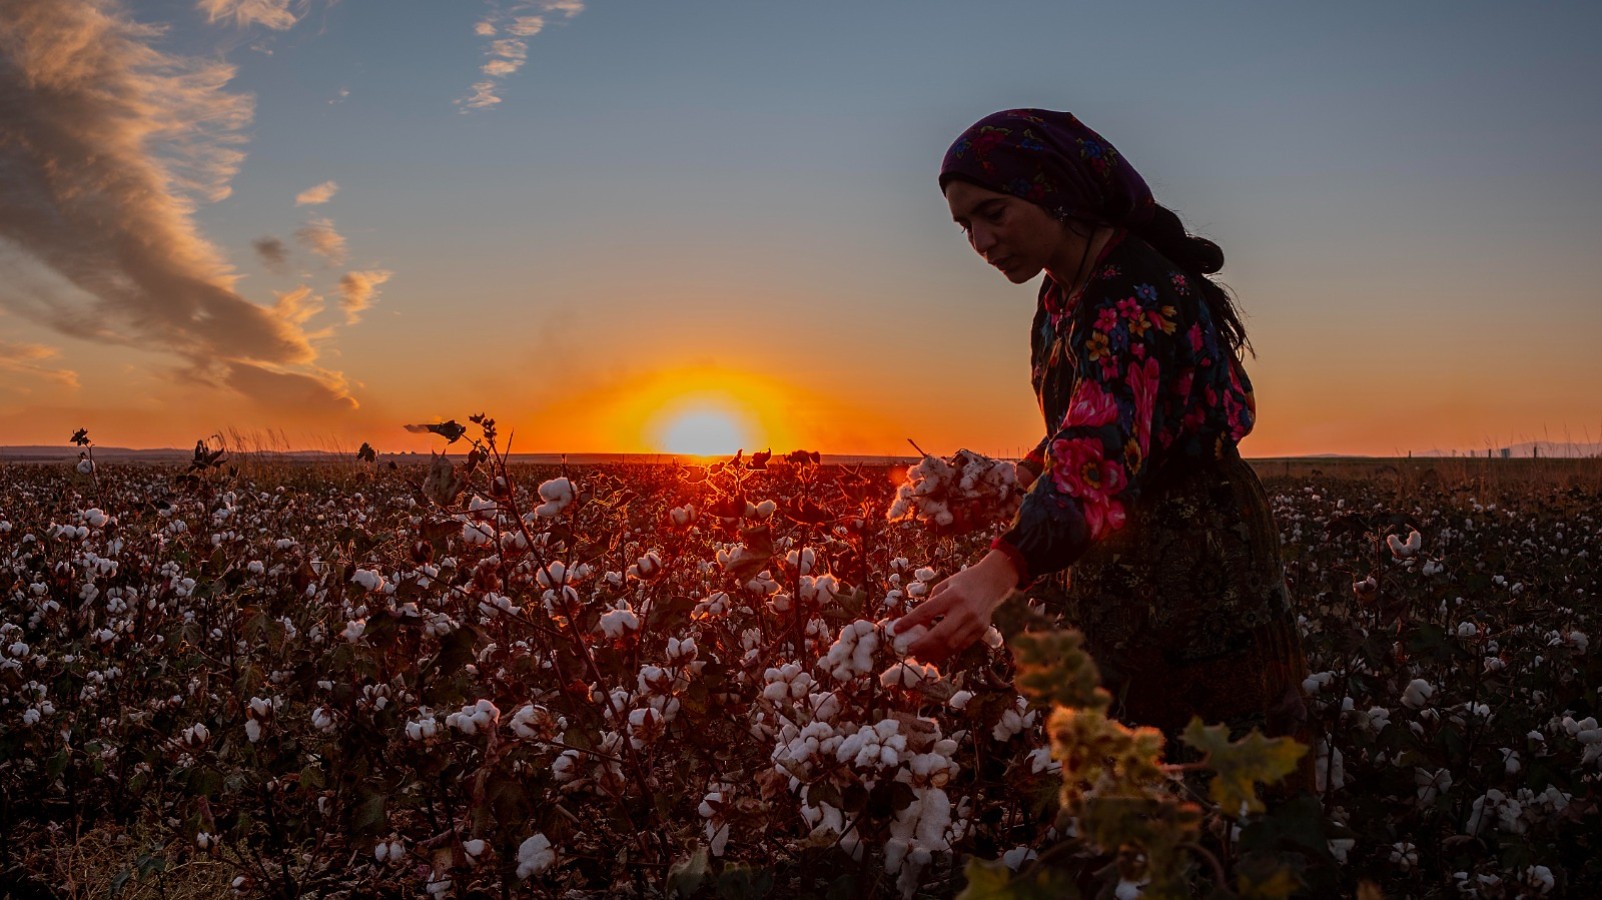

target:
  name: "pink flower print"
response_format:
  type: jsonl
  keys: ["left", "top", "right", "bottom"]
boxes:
{"left": 1116, "top": 297, "right": 1142, "bottom": 322}
{"left": 1170, "top": 272, "right": 1189, "bottom": 294}
{"left": 1126, "top": 356, "right": 1160, "bottom": 456}
{"left": 1187, "top": 323, "right": 1204, "bottom": 353}
{"left": 1063, "top": 379, "right": 1120, "bottom": 429}
{"left": 1172, "top": 366, "right": 1195, "bottom": 400}
{"left": 1048, "top": 437, "right": 1129, "bottom": 539}
{"left": 1094, "top": 307, "right": 1120, "bottom": 334}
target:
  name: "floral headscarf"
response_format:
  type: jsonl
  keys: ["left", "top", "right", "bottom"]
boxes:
{"left": 939, "top": 109, "right": 1156, "bottom": 230}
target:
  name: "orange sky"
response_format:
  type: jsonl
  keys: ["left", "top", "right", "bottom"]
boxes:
{"left": 2, "top": 1, "right": 1599, "bottom": 458}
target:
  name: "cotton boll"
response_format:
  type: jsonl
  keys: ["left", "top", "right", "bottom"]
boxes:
{"left": 516, "top": 833, "right": 555, "bottom": 879}
{"left": 1401, "top": 678, "right": 1435, "bottom": 709}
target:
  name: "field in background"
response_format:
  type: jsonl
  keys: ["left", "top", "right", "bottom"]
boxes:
{"left": 2, "top": 450, "right": 1598, "bottom": 898}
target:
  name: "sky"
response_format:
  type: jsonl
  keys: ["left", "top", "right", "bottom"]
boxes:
{"left": 1, "top": 0, "right": 1599, "bottom": 458}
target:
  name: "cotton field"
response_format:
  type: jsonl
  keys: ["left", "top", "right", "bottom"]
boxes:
{"left": 1, "top": 448, "right": 1597, "bottom": 898}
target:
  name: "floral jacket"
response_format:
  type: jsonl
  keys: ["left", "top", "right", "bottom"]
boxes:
{"left": 992, "top": 229, "right": 1257, "bottom": 583}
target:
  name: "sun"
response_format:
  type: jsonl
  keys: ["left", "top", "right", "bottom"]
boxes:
{"left": 661, "top": 406, "right": 750, "bottom": 457}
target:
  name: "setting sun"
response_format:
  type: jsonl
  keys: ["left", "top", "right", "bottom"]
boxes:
{"left": 659, "top": 406, "right": 750, "bottom": 457}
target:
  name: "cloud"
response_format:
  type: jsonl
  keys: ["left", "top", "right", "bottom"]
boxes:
{"left": 271, "top": 285, "right": 323, "bottom": 326}
{"left": 0, "top": 0, "right": 352, "bottom": 412}
{"left": 252, "top": 236, "right": 288, "bottom": 270}
{"left": 294, "top": 216, "right": 347, "bottom": 263}
{"left": 225, "top": 360, "right": 356, "bottom": 413}
{"left": 0, "top": 338, "right": 80, "bottom": 391}
{"left": 458, "top": 1, "right": 584, "bottom": 111}
{"left": 338, "top": 269, "right": 392, "bottom": 324}
{"left": 294, "top": 180, "right": 338, "bottom": 206}
{"left": 197, "top": 0, "right": 300, "bottom": 30}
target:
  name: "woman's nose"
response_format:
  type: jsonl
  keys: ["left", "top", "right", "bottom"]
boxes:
{"left": 969, "top": 224, "right": 997, "bottom": 254}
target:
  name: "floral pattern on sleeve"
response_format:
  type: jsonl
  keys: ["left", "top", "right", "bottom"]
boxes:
{"left": 997, "top": 232, "right": 1256, "bottom": 582}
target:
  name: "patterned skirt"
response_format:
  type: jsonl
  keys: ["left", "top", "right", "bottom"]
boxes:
{"left": 1026, "top": 445, "right": 1314, "bottom": 777}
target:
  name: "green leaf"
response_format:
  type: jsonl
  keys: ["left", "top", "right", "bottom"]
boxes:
{"left": 667, "top": 847, "right": 709, "bottom": 898}
{"left": 716, "top": 862, "right": 772, "bottom": 899}
{"left": 351, "top": 785, "right": 387, "bottom": 835}
{"left": 1181, "top": 718, "right": 1308, "bottom": 815}
{"left": 1010, "top": 630, "right": 1109, "bottom": 712}
{"left": 958, "top": 858, "right": 1079, "bottom": 900}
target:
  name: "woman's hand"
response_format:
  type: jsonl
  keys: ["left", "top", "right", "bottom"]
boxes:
{"left": 892, "top": 550, "right": 1020, "bottom": 663}
{"left": 1015, "top": 461, "right": 1038, "bottom": 490}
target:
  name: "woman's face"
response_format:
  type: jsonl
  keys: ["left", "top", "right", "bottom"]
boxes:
{"left": 945, "top": 179, "right": 1079, "bottom": 285}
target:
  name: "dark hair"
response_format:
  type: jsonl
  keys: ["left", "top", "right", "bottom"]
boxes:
{"left": 1130, "top": 205, "right": 1253, "bottom": 359}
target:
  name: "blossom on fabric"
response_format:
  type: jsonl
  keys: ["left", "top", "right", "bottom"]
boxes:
{"left": 1063, "top": 379, "right": 1119, "bottom": 429}
{"left": 1047, "top": 437, "right": 1127, "bottom": 538}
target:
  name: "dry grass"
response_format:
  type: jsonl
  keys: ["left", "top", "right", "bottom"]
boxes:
{"left": 13, "top": 819, "right": 236, "bottom": 900}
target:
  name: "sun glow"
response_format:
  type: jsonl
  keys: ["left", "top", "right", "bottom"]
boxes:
{"left": 659, "top": 406, "right": 751, "bottom": 457}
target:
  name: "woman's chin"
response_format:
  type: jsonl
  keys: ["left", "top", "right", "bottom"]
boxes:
{"left": 1003, "top": 265, "right": 1042, "bottom": 284}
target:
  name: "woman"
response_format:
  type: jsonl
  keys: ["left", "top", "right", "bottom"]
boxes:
{"left": 894, "top": 109, "right": 1310, "bottom": 746}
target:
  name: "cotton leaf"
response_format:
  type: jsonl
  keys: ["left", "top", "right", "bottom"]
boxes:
{"left": 1182, "top": 717, "right": 1308, "bottom": 815}
{"left": 1010, "top": 630, "right": 1109, "bottom": 712}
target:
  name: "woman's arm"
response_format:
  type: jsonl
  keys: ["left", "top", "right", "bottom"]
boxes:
{"left": 897, "top": 274, "right": 1184, "bottom": 661}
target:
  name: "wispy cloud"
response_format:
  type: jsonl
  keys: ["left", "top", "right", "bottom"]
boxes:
{"left": 294, "top": 180, "right": 338, "bottom": 206}
{"left": 0, "top": 338, "right": 80, "bottom": 391}
{"left": 0, "top": 0, "right": 353, "bottom": 409}
{"left": 337, "top": 269, "right": 391, "bottom": 324}
{"left": 271, "top": 285, "right": 323, "bottom": 326}
{"left": 294, "top": 216, "right": 347, "bottom": 263}
{"left": 459, "top": 0, "right": 584, "bottom": 111}
{"left": 252, "top": 235, "right": 288, "bottom": 270}
{"left": 197, "top": 0, "right": 301, "bottom": 31}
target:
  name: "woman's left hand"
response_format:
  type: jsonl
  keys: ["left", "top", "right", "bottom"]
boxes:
{"left": 892, "top": 550, "right": 1020, "bottom": 663}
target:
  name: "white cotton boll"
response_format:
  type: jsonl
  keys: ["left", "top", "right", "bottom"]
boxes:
{"left": 890, "top": 623, "right": 928, "bottom": 656}
{"left": 1457, "top": 621, "right": 1478, "bottom": 638}
{"left": 1386, "top": 529, "right": 1422, "bottom": 559}
{"left": 1026, "top": 745, "right": 1060, "bottom": 775}
{"left": 342, "top": 619, "right": 366, "bottom": 642}
{"left": 197, "top": 832, "right": 213, "bottom": 850}
{"left": 516, "top": 833, "right": 555, "bottom": 879}
{"left": 244, "top": 719, "right": 262, "bottom": 743}
{"left": 1524, "top": 865, "right": 1555, "bottom": 895}
{"left": 880, "top": 660, "right": 939, "bottom": 689}
{"left": 754, "top": 499, "right": 777, "bottom": 519}
{"left": 1328, "top": 838, "right": 1355, "bottom": 864}
{"left": 1502, "top": 748, "right": 1521, "bottom": 774}
{"left": 76, "top": 458, "right": 94, "bottom": 474}
{"left": 462, "top": 839, "right": 486, "bottom": 859}
{"left": 1302, "top": 671, "right": 1335, "bottom": 695}
{"left": 914, "top": 567, "right": 938, "bottom": 584}
{"left": 551, "top": 750, "right": 581, "bottom": 783}
{"left": 1002, "top": 846, "right": 1037, "bottom": 871}
{"left": 1389, "top": 842, "right": 1418, "bottom": 870}
{"left": 1401, "top": 678, "right": 1435, "bottom": 709}
{"left": 1314, "top": 740, "right": 1344, "bottom": 792}
{"left": 948, "top": 690, "right": 974, "bottom": 711}
{"left": 351, "top": 569, "right": 386, "bottom": 592}
{"left": 598, "top": 606, "right": 641, "bottom": 639}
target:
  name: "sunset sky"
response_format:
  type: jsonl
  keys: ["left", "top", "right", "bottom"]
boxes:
{"left": 2, "top": 0, "right": 1599, "bottom": 458}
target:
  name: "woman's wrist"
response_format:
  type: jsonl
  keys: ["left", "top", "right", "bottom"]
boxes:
{"left": 979, "top": 548, "right": 1025, "bottom": 594}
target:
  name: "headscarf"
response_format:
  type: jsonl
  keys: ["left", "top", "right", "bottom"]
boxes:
{"left": 939, "top": 109, "right": 1156, "bottom": 230}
